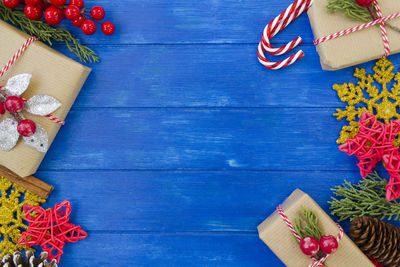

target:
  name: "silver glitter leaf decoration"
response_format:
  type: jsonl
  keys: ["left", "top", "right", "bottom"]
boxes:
{"left": 25, "top": 94, "right": 61, "bottom": 116}
{"left": 4, "top": 73, "right": 31, "bottom": 96}
{"left": 0, "top": 118, "right": 19, "bottom": 151}
{"left": 23, "top": 123, "right": 48, "bottom": 153}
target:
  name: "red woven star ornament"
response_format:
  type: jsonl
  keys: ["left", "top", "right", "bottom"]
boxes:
{"left": 339, "top": 112, "right": 400, "bottom": 201}
{"left": 18, "top": 200, "right": 87, "bottom": 263}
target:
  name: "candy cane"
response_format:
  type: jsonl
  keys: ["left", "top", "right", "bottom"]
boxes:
{"left": 258, "top": 0, "right": 313, "bottom": 70}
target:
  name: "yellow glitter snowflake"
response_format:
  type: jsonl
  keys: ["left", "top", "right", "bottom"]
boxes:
{"left": 0, "top": 176, "right": 45, "bottom": 256}
{"left": 334, "top": 58, "right": 400, "bottom": 145}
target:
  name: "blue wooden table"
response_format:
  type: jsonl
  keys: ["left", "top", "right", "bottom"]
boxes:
{"left": 35, "top": 0, "right": 397, "bottom": 265}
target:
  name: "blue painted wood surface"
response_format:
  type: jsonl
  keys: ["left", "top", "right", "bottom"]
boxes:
{"left": 25, "top": 0, "right": 397, "bottom": 265}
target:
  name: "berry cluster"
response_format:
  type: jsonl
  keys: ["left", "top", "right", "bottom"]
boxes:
{"left": 0, "top": 96, "right": 36, "bottom": 137}
{"left": 2, "top": 0, "right": 115, "bottom": 35}
{"left": 299, "top": 235, "right": 338, "bottom": 257}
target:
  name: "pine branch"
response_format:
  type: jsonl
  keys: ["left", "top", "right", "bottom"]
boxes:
{"left": 293, "top": 206, "right": 324, "bottom": 240}
{"left": 0, "top": 3, "right": 99, "bottom": 63}
{"left": 329, "top": 172, "right": 400, "bottom": 222}
{"left": 326, "top": 0, "right": 372, "bottom": 21}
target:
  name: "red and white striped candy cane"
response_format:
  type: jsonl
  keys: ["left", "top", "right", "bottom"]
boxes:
{"left": 277, "top": 205, "right": 344, "bottom": 267}
{"left": 258, "top": 0, "right": 313, "bottom": 70}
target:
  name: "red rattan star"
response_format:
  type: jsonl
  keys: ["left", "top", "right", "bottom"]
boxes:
{"left": 18, "top": 200, "right": 87, "bottom": 263}
{"left": 339, "top": 112, "right": 400, "bottom": 201}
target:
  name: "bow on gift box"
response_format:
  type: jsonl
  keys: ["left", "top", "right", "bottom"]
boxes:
{"left": 0, "top": 37, "right": 65, "bottom": 153}
{"left": 0, "top": 74, "right": 62, "bottom": 153}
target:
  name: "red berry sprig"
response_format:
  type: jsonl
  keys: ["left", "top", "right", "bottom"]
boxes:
{"left": 2, "top": 0, "right": 115, "bottom": 36}
{"left": 356, "top": 0, "right": 374, "bottom": 7}
{"left": 299, "top": 235, "right": 338, "bottom": 258}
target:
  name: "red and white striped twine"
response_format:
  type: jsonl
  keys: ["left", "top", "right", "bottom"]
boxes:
{"left": 0, "top": 37, "right": 65, "bottom": 125}
{"left": 276, "top": 205, "right": 344, "bottom": 267}
{"left": 259, "top": 0, "right": 400, "bottom": 70}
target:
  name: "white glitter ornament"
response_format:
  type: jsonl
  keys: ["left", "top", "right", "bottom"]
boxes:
{"left": 0, "top": 74, "right": 62, "bottom": 153}
{"left": 25, "top": 95, "right": 61, "bottom": 116}
{"left": 0, "top": 118, "right": 19, "bottom": 152}
{"left": 23, "top": 123, "right": 48, "bottom": 153}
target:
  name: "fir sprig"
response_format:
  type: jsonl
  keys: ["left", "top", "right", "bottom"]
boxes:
{"left": 293, "top": 207, "right": 324, "bottom": 240}
{"left": 329, "top": 172, "right": 400, "bottom": 222}
{"left": 326, "top": 0, "right": 372, "bottom": 21}
{"left": 0, "top": 3, "right": 99, "bottom": 63}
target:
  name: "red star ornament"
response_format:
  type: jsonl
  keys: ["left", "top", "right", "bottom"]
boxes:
{"left": 339, "top": 112, "right": 400, "bottom": 201}
{"left": 18, "top": 200, "right": 87, "bottom": 263}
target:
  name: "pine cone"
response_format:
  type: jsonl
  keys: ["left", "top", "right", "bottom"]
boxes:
{"left": 0, "top": 251, "right": 57, "bottom": 267}
{"left": 350, "top": 216, "right": 400, "bottom": 266}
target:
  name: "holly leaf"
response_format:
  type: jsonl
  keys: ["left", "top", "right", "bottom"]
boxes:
{"left": 25, "top": 95, "right": 61, "bottom": 116}
{"left": 0, "top": 118, "right": 19, "bottom": 151}
{"left": 4, "top": 74, "right": 31, "bottom": 96}
{"left": 23, "top": 123, "right": 48, "bottom": 153}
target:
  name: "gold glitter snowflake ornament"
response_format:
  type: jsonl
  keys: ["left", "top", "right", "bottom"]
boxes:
{"left": 0, "top": 176, "right": 45, "bottom": 256}
{"left": 333, "top": 58, "right": 400, "bottom": 144}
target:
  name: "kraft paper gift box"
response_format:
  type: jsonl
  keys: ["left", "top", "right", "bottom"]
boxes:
{"left": 308, "top": 0, "right": 400, "bottom": 70}
{"left": 257, "top": 189, "right": 374, "bottom": 267}
{"left": 0, "top": 20, "right": 91, "bottom": 177}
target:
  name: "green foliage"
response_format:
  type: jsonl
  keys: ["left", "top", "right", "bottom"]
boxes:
{"left": 329, "top": 172, "right": 400, "bottom": 221}
{"left": 0, "top": 3, "right": 99, "bottom": 63}
{"left": 293, "top": 206, "right": 324, "bottom": 241}
{"left": 326, "top": 0, "right": 372, "bottom": 22}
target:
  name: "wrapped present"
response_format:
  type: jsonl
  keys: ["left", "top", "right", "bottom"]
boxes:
{"left": 257, "top": 189, "right": 374, "bottom": 267}
{"left": 308, "top": 0, "right": 400, "bottom": 70}
{"left": 0, "top": 20, "right": 91, "bottom": 177}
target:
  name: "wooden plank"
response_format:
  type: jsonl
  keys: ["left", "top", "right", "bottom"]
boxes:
{"left": 59, "top": 44, "right": 400, "bottom": 108}
{"left": 57, "top": 0, "right": 314, "bottom": 45}
{"left": 58, "top": 232, "right": 281, "bottom": 266}
{"left": 38, "top": 170, "right": 364, "bottom": 232}
{"left": 41, "top": 108, "right": 365, "bottom": 171}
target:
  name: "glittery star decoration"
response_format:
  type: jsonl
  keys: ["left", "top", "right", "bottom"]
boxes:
{"left": 0, "top": 74, "right": 62, "bottom": 152}
{"left": 339, "top": 112, "right": 400, "bottom": 201}
{"left": 0, "top": 176, "right": 45, "bottom": 256}
{"left": 333, "top": 58, "right": 400, "bottom": 145}
{"left": 18, "top": 200, "right": 87, "bottom": 263}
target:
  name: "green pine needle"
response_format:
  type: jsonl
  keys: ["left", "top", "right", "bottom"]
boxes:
{"left": 329, "top": 172, "right": 400, "bottom": 222}
{"left": 293, "top": 206, "right": 324, "bottom": 241}
{"left": 326, "top": 0, "right": 372, "bottom": 22}
{"left": 0, "top": 3, "right": 99, "bottom": 63}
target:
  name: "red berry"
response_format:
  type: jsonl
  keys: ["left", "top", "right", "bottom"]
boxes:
{"left": 101, "top": 21, "right": 115, "bottom": 35}
{"left": 70, "top": 0, "right": 84, "bottom": 9}
{"left": 25, "top": 0, "right": 41, "bottom": 4}
{"left": 2, "top": 0, "right": 19, "bottom": 8}
{"left": 49, "top": 0, "right": 65, "bottom": 6}
{"left": 44, "top": 6, "right": 63, "bottom": 25}
{"left": 356, "top": 0, "right": 374, "bottom": 7}
{"left": 4, "top": 96, "right": 24, "bottom": 113}
{"left": 64, "top": 5, "right": 80, "bottom": 20}
{"left": 24, "top": 4, "right": 43, "bottom": 20}
{"left": 299, "top": 236, "right": 319, "bottom": 256}
{"left": 81, "top": 20, "right": 97, "bottom": 35}
{"left": 319, "top": 235, "right": 338, "bottom": 254}
{"left": 17, "top": 119, "right": 36, "bottom": 137}
{"left": 90, "top": 6, "right": 105, "bottom": 20}
{"left": 0, "top": 102, "right": 5, "bottom": 115}
{"left": 72, "top": 15, "right": 85, "bottom": 27}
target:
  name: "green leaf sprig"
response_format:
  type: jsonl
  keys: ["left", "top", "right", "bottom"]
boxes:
{"left": 0, "top": 3, "right": 99, "bottom": 63}
{"left": 329, "top": 172, "right": 400, "bottom": 222}
{"left": 293, "top": 206, "right": 324, "bottom": 241}
{"left": 326, "top": 0, "right": 372, "bottom": 21}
